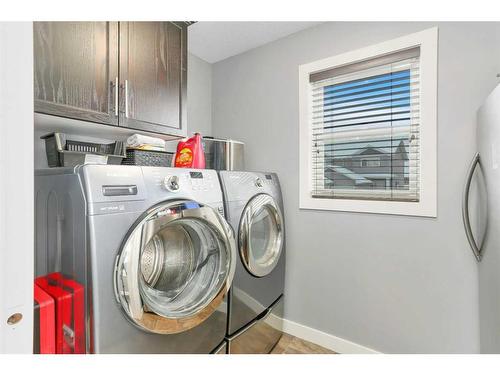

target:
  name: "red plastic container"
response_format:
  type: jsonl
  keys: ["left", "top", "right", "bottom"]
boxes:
{"left": 34, "top": 284, "right": 56, "bottom": 354}
{"left": 35, "top": 273, "right": 85, "bottom": 354}
{"left": 174, "top": 133, "right": 205, "bottom": 169}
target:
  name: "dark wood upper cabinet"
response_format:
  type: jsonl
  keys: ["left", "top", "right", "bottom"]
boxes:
{"left": 34, "top": 22, "right": 119, "bottom": 125}
{"left": 119, "top": 22, "right": 187, "bottom": 135}
{"left": 34, "top": 22, "right": 187, "bottom": 136}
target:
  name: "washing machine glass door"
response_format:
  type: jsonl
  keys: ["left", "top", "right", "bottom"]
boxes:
{"left": 114, "top": 200, "right": 236, "bottom": 334}
{"left": 239, "top": 194, "right": 284, "bottom": 277}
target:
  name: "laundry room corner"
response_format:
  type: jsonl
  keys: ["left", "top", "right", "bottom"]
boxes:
{"left": 5, "top": 5, "right": 500, "bottom": 374}
{"left": 211, "top": 21, "right": 500, "bottom": 353}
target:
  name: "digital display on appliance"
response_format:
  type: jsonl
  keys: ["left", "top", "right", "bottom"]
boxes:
{"left": 190, "top": 172, "right": 203, "bottom": 179}
{"left": 265, "top": 174, "right": 272, "bottom": 180}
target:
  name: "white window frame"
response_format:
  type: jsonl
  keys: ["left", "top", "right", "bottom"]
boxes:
{"left": 299, "top": 27, "right": 438, "bottom": 217}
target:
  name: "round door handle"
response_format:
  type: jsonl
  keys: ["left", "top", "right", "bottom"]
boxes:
{"left": 7, "top": 313, "right": 23, "bottom": 325}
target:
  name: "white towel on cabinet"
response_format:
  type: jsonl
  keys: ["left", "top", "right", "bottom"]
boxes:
{"left": 126, "top": 134, "right": 166, "bottom": 150}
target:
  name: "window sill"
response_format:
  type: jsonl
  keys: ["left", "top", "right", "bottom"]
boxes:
{"left": 299, "top": 194, "right": 437, "bottom": 217}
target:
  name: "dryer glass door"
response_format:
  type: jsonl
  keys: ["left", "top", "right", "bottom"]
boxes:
{"left": 114, "top": 200, "right": 235, "bottom": 334}
{"left": 239, "top": 194, "right": 284, "bottom": 277}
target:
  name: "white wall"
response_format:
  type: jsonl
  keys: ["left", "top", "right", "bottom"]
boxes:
{"left": 0, "top": 22, "right": 34, "bottom": 353}
{"left": 212, "top": 22, "right": 500, "bottom": 353}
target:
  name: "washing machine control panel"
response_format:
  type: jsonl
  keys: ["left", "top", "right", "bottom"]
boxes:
{"left": 188, "top": 171, "right": 216, "bottom": 192}
{"left": 144, "top": 168, "right": 220, "bottom": 200}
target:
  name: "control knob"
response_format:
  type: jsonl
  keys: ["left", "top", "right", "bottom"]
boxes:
{"left": 163, "top": 175, "right": 180, "bottom": 191}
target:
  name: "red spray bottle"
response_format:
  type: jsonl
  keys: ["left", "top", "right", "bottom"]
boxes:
{"left": 174, "top": 133, "right": 206, "bottom": 169}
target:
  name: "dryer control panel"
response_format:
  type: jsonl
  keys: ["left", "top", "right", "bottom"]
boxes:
{"left": 254, "top": 174, "right": 279, "bottom": 191}
{"left": 219, "top": 171, "right": 282, "bottom": 203}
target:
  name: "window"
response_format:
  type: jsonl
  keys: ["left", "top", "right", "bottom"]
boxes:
{"left": 299, "top": 28, "right": 437, "bottom": 217}
{"left": 361, "top": 159, "right": 381, "bottom": 168}
{"left": 311, "top": 49, "right": 419, "bottom": 201}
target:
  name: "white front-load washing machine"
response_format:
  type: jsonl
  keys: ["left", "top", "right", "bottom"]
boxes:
{"left": 35, "top": 165, "right": 235, "bottom": 354}
{"left": 218, "top": 171, "right": 285, "bottom": 354}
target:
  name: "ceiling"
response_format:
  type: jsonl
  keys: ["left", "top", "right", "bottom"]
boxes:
{"left": 188, "top": 22, "right": 322, "bottom": 63}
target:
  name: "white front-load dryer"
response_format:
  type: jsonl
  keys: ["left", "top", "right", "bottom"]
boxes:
{"left": 35, "top": 165, "right": 235, "bottom": 353}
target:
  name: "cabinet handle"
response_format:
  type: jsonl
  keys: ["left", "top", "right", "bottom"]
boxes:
{"left": 462, "top": 152, "right": 483, "bottom": 261}
{"left": 114, "top": 77, "right": 119, "bottom": 117}
{"left": 125, "top": 79, "right": 129, "bottom": 118}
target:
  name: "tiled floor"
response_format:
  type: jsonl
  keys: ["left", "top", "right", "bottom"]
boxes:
{"left": 271, "top": 333, "right": 336, "bottom": 354}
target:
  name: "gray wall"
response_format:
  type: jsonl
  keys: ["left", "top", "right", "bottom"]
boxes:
{"left": 212, "top": 22, "right": 500, "bottom": 353}
{"left": 165, "top": 53, "right": 212, "bottom": 152}
{"left": 187, "top": 53, "right": 213, "bottom": 137}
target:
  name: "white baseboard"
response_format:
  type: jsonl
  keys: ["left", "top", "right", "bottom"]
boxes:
{"left": 281, "top": 318, "right": 381, "bottom": 354}
{"left": 234, "top": 290, "right": 380, "bottom": 354}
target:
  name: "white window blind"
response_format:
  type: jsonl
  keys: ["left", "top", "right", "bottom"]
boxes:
{"left": 309, "top": 47, "right": 420, "bottom": 202}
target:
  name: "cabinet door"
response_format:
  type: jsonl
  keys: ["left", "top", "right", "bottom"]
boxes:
{"left": 119, "top": 22, "right": 187, "bottom": 135}
{"left": 34, "top": 22, "right": 119, "bottom": 125}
